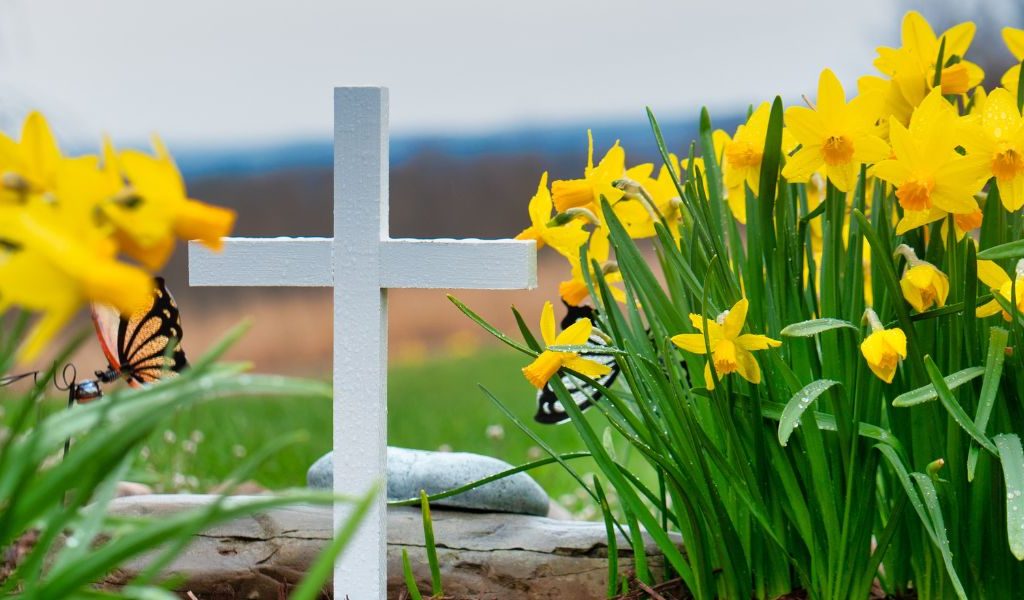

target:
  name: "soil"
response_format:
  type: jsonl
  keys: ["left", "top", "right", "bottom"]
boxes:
{"left": 0, "top": 529, "right": 38, "bottom": 584}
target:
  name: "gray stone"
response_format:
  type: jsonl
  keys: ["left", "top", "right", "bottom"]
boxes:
{"left": 307, "top": 447, "right": 550, "bottom": 517}
{"left": 98, "top": 495, "right": 679, "bottom": 599}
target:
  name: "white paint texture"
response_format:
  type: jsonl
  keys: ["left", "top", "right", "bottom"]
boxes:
{"left": 187, "top": 87, "right": 537, "bottom": 599}
{"left": 189, "top": 238, "right": 537, "bottom": 289}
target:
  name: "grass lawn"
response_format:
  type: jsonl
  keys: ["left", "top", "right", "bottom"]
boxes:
{"left": 8, "top": 347, "right": 623, "bottom": 514}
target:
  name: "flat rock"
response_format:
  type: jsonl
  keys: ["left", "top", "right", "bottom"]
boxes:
{"left": 99, "top": 494, "right": 677, "bottom": 599}
{"left": 308, "top": 447, "right": 550, "bottom": 516}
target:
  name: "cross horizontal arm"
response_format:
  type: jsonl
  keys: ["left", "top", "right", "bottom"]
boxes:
{"left": 189, "top": 237, "right": 537, "bottom": 289}
{"left": 380, "top": 238, "right": 536, "bottom": 289}
{"left": 189, "top": 238, "right": 332, "bottom": 287}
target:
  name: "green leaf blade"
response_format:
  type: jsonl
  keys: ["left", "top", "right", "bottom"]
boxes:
{"left": 892, "top": 366, "right": 986, "bottom": 407}
{"left": 995, "top": 434, "right": 1024, "bottom": 560}
{"left": 778, "top": 379, "right": 840, "bottom": 446}
{"left": 780, "top": 318, "right": 857, "bottom": 338}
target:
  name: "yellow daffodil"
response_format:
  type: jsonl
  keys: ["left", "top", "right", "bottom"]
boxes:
{"left": 1001, "top": 27, "right": 1024, "bottom": 98}
{"left": 977, "top": 259, "right": 1024, "bottom": 320}
{"left": 522, "top": 300, "right": 612, "bottom": 389}
{"left": 860, "top": 309, "right": 907, "bottom": 383}
{"left": 0, "top": 202, "right": 152, "bottom": 362}
{"left": 611, "top": 158, "right": 683, "bottom": 240}
{"left": 671, "top": 298, "right": 781, "bottom": 389}
{"left": 515, "top": 172, "right": 588, "bottom": 259}
{"left": 894, "top": 245, "right": 948, "bottom": 312}
{"left": 857, "top": 74, "right": 915, "bottom": 135}
{"left": 0, "top": 112, "right": 65, "bottom": 203}
{"left": 721, "top": 103, "right": 771, "bottom": 204}
{"left": 650, "top": 158, "right": 685, "bottom": 235}
{"left": 871, "top": 90, "right": 988, "bottom": 233}
{"left": 783, "top": 69, "right": 891, "bottom": 193}
{"left": 694, "top": 129, "right": 746, "bottom": 223}
{"left": 960, "top": 88, "right": 1024, "bottom": 211}
{"left": 874, "top": 11, "right": 983, "bottom": 108}
{"left": 550, "top": 131, "right": 651, "bottom": 214}
{"left": 559, "top": 227, "right": 625, "bottom": 306}
{"left": 103, "top": 135, "right": 236, "bottom": 270}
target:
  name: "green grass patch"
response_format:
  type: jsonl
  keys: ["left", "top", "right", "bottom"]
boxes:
{"left": 4, "top": 347, "right": 618, "bottom": 512}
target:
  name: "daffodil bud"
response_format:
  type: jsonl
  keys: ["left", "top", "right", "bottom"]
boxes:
{"left": 669, "top": 196, "right": 684, "bottom": 212}
{"left": 894, "top": 245, "right": 949, "bottom": 312}
{"left": 860, "top": 308, "right": 907, "bottom": 384}
{"left": 927, "top": 458, "right": 946, "bottom": 477}
{"left": 601, "top": 261, "right": 619, "bottom": 276}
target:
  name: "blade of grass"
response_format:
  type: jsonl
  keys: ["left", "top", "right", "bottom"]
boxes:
{"left": 594, "top": 478, "right": 620, "bottom": 598}
{"left": 419, "top": 490, "right": 443, "bottom": 596}
{"left": 891, "top": 367, "right": 986, "bottom": 408}
{"left": 977, "top": 238, "right": 1024, "bottom": 260}
{"left": 778, "top": 379, "right": 841, "bottom": 446}
{"left": 968, "top": 327, "right": 1010, "bottom": 480}
{"left": 995, "top": 434, "right": 1024, "bottom": 560}
{"left": 923, "top": 356, "right": 997, "bottom": 455}
{"left": 401, "top": 549, "right": 424, "bottom": 600}
{"left": 780, "top": 319, "right": 857, "bottom": 337}
{"left": 448, "top": 295, "right": 537, "bottom": 356}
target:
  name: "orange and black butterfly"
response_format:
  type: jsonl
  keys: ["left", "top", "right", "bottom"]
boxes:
{"left": 90, "top": 276, "right": 188, "bottom": 389}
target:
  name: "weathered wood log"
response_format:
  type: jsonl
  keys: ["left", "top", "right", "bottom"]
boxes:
{"left": 100, "top": 494, "right": 676, "bottom": 599}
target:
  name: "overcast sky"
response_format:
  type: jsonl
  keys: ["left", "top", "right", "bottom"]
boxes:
{"left": 0, "top": 1, "right": 909, "bottom": 146}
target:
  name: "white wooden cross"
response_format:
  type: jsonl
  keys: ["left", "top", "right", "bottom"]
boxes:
{"left": 188, "top": 87, "right": 537, "bottom": 598}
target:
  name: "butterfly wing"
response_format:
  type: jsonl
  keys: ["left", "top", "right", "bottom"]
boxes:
{"left": 92, "top": 277, "right": 188, "bottom": 388}
{"left": 117, "top": 277, "right": 188, "bottom": 386}
{"left": 534, "top": 303, "right": 620, "bottom": 424}
{"left": 91, "top": 302, "right": 124, "bottom": 374}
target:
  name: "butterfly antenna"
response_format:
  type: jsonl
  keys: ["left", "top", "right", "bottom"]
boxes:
{"left": 0, "top": 371, "right": 38, "bottom": 387}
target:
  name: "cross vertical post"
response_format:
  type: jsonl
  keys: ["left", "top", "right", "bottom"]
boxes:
{"left": 188, "top": 85, "right": 537, "bottom": 599}
{"left": 333, "top": 87, "right": 389, "bottom": 598}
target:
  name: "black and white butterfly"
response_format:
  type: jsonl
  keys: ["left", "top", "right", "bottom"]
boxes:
{"left": 534, "top": 303, "right": 621, "bottom": 424}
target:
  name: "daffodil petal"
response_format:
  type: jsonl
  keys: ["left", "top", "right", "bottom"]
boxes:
{"left": 723, "top": 298, "right": 749, "bottom": 339}
{"left": 737, "top": 334, "right": 782, "bottom": 351}
{"left": 734, "top": 347, "right": 761, "bottom": 384}
{"left": 556, "top": 317, "right": 593, "bottom": 346}
{"left": 978, "top": 260, "right": 1011, "bottom": 290}
{"left": 563, "top": 356, "right": 612, "bottom": 379}
{"left": 672, "top": 333, "right": 709, "bottom": 354}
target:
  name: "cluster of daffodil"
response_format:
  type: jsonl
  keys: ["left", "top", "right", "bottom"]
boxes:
{"left": 520, "top": 11, "right": 1024, "bottom": 390}
{"left": 471, "top": 10, "right": 1024, "bottom": 600}
{"left": 0, "top": 113, "right": 234, "bottom": 361}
